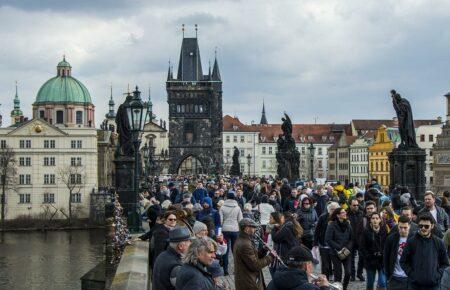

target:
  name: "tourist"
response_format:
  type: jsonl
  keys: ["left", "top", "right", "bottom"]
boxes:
{"left": 233, "top": 218, "right": 274, "bottom": 290}
{"left": 442, "top": 191, "right": 450, "bottom": 218}
{"left": 296, "top": 197, "right": 318, "bottom": 249}
{"left": 254, "top": 195, "right": 275, "bottom": 242}
{"left": 192, "top": 181, "right": 207, "bottom": 204}
{"left": 400, "top": 213, "right": 450, "bottom": 290}
{"left": 268, "top": 189, "right": 282, "bottom": 212}
{"left": 175, "top": 238, "right": 217, "bottom": 290}
{"left": 418, "top": 191, "right": 449, "bottom": 236}
{"left": 312, "top": 185, "right": 329, "bottom": 217}
{"left": 235, "top": 188, "right": 246, "bottom": 209}
{"left": 243, "top": 203, "right": 254, "bottom": 219}
{"left": 384, "top": 215, "right": 413, "bottom": 290}
{"left": 219, "top": 190, "right": 243, "bottom": 275}
{"left": 346, "top": 197, "right": 365, "bottom": 282}
{"left": 283, "top": 188, "right": 300, "bottom": 213}
{"left": 168, "top": 182, "right": 180, "bottom": 204}
{"left": 325, "top": 207, "right": 353, "bottom": 290}
{"left": 193, "top": 221, "right": 209, "bottom": 238}
{"left": 360, "top": 212, "right": 388, "bottom": 290}
{"left": 267, "top": 245, "right": 329, "bottom": 290}
{"left": 313, "top": 201, "right": 339, "bottom": 280}
{"left": 149, "top": 211, "right": 178, "bottom": 267}
{"left": 152, "top": 227, "right": 193, "bottom": 290}
{"left": 196, "top": 197, "right": 221, "bottom": 237}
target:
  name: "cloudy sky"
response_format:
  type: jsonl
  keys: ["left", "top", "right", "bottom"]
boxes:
{"left": 0, "top": 0, "right": 449, "bottom": 127}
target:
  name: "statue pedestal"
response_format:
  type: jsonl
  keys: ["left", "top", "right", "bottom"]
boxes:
{"left": 388, "top": 147, "right": 426, "bottom": 201}
{"left": 276, "top": 148, "right": 300, "bottom": 182}
{"left": 114, "top": 156, "right": 140, "bottom": 232}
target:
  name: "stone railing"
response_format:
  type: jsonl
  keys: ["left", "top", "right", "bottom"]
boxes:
{"left": 110, "top": 237, "right": 149, "bottom": 290}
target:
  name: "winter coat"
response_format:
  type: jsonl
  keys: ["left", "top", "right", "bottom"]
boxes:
{"left": 441, "top": 266, "right": 450, "bottom": 290}
{"left": 296, "top": 207, "right": 318, "bottom": 239}
{"left": 255, "top": 203, "right": 275, "bottom": 225}
{"left": 383, "top": 230, "right": 415, "bottom": 280}
{"left": 360, "top": 226, "right": 388, "bottom": 270}
{"left": 312, "top": 192, "right": 329, "bottom": 217}
{"left": 219, "top": 199, "right": 243, "bottom": 232}
{"left": 267, "top": 267, "right": 328, "bottom": 290}
{"left": 233, "top": 231, "right": 273, "bottom": 290}
{"left": 175, "top": 262, "right": 216, "bottom": 290}
{"left": 313, "top": 212, "right": 329, "bottom": 248}
{"left": 197, "top": 208, "right": 221, "bottom": 236}
{"left": 192, "top": 188, "right": 207, "bottom": 204}
{"left": 271, "top": 221, "right": 302, "bottom": 263}
{"left": 152, "top": 246, "right": 182, "bottom": 290}
{"left": 149, "top": 223, "right": 170, "bottom": 267}
{"left": 324, "top": 220, "right": 353, "bottom": 255}
{"left": 400, "top": 232, "right": 450, "bottom": 287}
{"left": 169, "top": 187, "right": 180, "bottom": 203}
{"left": 347, "top": 209, "right": 363, "bottom": 246}
{"left": 418, "top": 205, "right": 449, "bottom": 234}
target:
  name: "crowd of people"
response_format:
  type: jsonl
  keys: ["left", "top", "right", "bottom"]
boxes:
{"left": 137, "top": 175, "right": 450, "bottom": 290}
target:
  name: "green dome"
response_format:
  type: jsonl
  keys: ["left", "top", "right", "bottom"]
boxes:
{"left": 35, "top": 75, "right": 92, "bottom": 105}
{"left": 57, "top": 60, "right": 71, "bottom": 67}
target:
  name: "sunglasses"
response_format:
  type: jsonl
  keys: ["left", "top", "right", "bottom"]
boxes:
{"left": 418, "top": 224, "right": 430, "bottom": 229}
{"left": 167, "top": 218, "right": 177, "bottom": 222}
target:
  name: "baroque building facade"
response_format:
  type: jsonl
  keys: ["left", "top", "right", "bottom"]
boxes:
{"left": 0, "top": 58, "right": 98, "bottom": 220}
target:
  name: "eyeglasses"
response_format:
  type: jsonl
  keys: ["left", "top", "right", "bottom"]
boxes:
{"left": 418, "top": 224, "right": 430, "bottom": 229}
{"left": 167, "top": 218, "right": 177, "bottom": 222}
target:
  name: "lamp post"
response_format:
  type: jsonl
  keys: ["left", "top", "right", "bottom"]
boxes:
{"left": 124, "top": 86, "right": 148, "bottom": 232}
{"left": 246, "top": 153, "right": 251, "bottom": 177}
{"left": 308, "top": 142, "right": 315, "bottom": 182}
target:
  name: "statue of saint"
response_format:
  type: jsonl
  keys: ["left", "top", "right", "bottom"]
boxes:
{"left": 281, "top": 113, "right": 293, "bottom": 138}
{"left": 115, "top": 94, "right": 133, "bottom": 156}
{"left": 391, "top": 90, "right": 418, "bottom": 149}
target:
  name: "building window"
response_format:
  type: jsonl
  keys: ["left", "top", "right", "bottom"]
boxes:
{"left": 56, "top": 110, "right": 64, "bottom": 124}
{"left": 76, "top": 111, "right": 83, "bottom": 124}
{"left": 43, "top": 193, "right": 55, "bottom": 204}
{"left": 318, "top": 147, "right": 322, "bottom": 155}
{"left": 71, "top": 193, "right": 81, "bottom": 203}
{"left": 262, "top": 160, "right": 266, "bottom": 169}
{"left": 39, "top": 110, "right": 45, "bottom": 119}
{"left": 19, "top": 174, "right": 31, "bottom": 185}
{"left": 19, "top": 157, "right": 31, "bottom": 166}
{"left": 233, "top": 136, "right": 237, "bottom": 143}
{"left": 301, "top": 147, "right": 305, "bottom": 154}
{"left": 240, "top": 136, "right": 245, "bottom": 143}
{"left": 240, "top": 164, "right": 245, "bottom": 173}
{"left": 44, "top": 157, "right": 56, "bottom": 166}
{"left": 19, "top": 193, "right": 31, "bottom": 204}
{"left": 429, "top": 135, "right": 434, "bottom": 142}
{"left": 269, "top": 147, "right": 273, "bottom": 155}
{"left": 70, "top": 174, "right": 82, "bottom": 184}
{"left": 44, "top": 140, "right": 56, "bottom": 149}
{"left": 318, "top": 160, "right": 322, "bottom": 168}
{"left": 420, "top": 134, "right": 425, "bottom": 142}
{"left": 330, "top": 164, "right": 335, "bottom": 170}
{"left": 71, "top": 157, "right": 82, "bottom": 166}
{"left": 430, "top": 176, "right": 434, "bottom": 184}
{"left": 71, "top": 140, "right": 83, "bottom": 149}
{"left": 226, "top": 149, "right": 230, "bottom": 157}
{"left": 240, "top": 149, "right": 244, "bottom": 156}
{"left": 262, "top": 147, "right": 266, "bottom": 154}
{"left": 44, "top": 174, "right": 56, "bottom": 184}
{"left": 226, "top": 136, "right": 230, "bottom": 143}
{"left": 0, "top": 140, "right": 6, "bottom": 148}
{"left": 19, "top": 140, "right": 31, "bottom": 149}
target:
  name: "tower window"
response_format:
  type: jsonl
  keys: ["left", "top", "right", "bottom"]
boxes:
{"left": 177, "top": 105, "right": 181, "bottom": 113}
{"left": 76, "top": 111, "right": 83, "bottom": 124}
{"left": 56, "top": 110, "right": 64, "bottom": 124}
{"left": 39, "top": 110, "right": 45, "bottom": 119}
{"left": 184, "top": 123, "right": 195, "bottom": 143}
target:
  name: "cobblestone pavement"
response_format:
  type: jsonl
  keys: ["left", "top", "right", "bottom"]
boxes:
{"left": 226, "top": 254, "right": 367, "bottom": 290}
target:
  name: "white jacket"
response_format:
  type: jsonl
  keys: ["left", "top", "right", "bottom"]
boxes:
{"left": 254, "top": 203, "right": 275, "bottom": 226}
{"left": 219, "top": 199, "right": 243, "bottom": 232}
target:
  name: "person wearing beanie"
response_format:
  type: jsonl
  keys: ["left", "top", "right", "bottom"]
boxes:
{"left": 196, "top": 197, "right": 221, "bottom": 237}
{"left": 193, "top": 221, "right": 208, "bottom": 238}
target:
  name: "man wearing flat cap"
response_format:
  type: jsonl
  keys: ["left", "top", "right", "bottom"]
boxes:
{"left": 233, "top": 218, "right": 275, "bottom": 290}
{"left": 152, "top": 227, "right": 193, "bottom": 290}
{"left": 267, "top": 245, "right": 330, "bottom": 290}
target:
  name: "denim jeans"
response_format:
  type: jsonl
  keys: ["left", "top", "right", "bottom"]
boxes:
{"left": 222, "top": 231, "right": 239, "bottom": 274}
{"left": 366, "top": 268, "right": 387, "bottom": 288}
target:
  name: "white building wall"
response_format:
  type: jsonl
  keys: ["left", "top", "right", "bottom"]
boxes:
{"left": 416, "top": 124, "right": 442, "bottom": 189}
{"left": 223, "top": 131, "right": 259, "bottom": 176}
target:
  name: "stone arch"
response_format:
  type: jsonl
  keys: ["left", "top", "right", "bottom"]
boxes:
{"left": 176, "top": 154, "right": 204, "bottom": 175}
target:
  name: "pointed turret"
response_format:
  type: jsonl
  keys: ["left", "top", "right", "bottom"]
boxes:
{"left": 260, "top": 101, "right": 268, "bottom": 125}
{"left": 177, "top": 37, "right": 203, "bottom": 81}
{"left": 212, "top": 56, "right": 221, "bottom": 81}
{"left": 11, "top": 81, "right": 24, "bottom": 125}
{"left": 105, "top": 85, "right": 116, "bottom": 119}
{"left": 167, "top": 61, "right": 172, "bottom": 81}
{"left": 146, "top": 86, "right": 153, "bottom": 123}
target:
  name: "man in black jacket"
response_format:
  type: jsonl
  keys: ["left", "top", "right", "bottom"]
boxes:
{"left": 400, "top": 213, "right": 450, "bottom": 290}
{"left": 152, "top": 227, "right": 193, "bottom": 290}
{"left": 418, "top": 191, "right": 449, "bottom": 236}
{"left": 347, "top": 197, "right": 365, "bottom": 282}
{"left": 384, "top": 215, "right": 413, "bottom": 290}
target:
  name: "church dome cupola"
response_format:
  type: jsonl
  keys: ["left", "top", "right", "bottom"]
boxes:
{"left": 57, "top": 56, "right": 72, "bottom": 77}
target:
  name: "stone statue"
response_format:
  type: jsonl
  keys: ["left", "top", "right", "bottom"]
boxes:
{"left": 229, "top": 146, "right": 241, "bottom": 176}
{"left": 276, "top": 113, "right": 300, "bottom": 181}
{"left": 391, "top": 90, "right": 418, "bottom": 149}
{"left": 115, "top": 93, "right": 134, "bottom": 156}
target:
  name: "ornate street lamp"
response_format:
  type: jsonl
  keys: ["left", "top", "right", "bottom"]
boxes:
{"left": 246, "top": 154, "right": 252, "bottom": 177}
{"left": 124, "top": 86, "right": 148, "bottom": 232}
{"left": 308, "top": 142, "right": 315, "bottom": 181}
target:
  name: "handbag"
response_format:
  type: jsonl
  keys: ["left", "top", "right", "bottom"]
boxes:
{"left": 337, "top": 247, "right": 351, "bottom": 260}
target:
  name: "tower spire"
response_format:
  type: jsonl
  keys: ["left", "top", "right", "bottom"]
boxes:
{"left": 11, "top": 81, "right": 23, "bottom": 125}
{"left": 260, "top": 100, "right": 268, "bottom": 125}
{"left": 212, "top": 49, "right": 221, "bottom": 81}
{"left": 106, "top": 84, "right": 116, "bottom": 119}
{"left": 147, "top": 85, "right": 153, "bottom": 123}
{"left": 195, "top": 24, "right": 198, "bottom": 38}
{"left": 182, "top": 24, "right": 185, "bottom": 38}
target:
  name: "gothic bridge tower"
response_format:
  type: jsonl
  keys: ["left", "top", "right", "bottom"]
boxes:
{"left": 167, "top": 27, "right": 223, "bottom": 175}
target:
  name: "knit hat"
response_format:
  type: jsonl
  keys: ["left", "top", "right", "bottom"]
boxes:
{"left": 203, "top": 197, "right": 213, "bottom": 207}
{"left": 193, "top": 221, "right": 208, "bottom": 235}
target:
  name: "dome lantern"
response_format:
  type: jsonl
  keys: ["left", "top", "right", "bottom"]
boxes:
{"left": 57, "top": 55, "right": 72, "bottom": 77}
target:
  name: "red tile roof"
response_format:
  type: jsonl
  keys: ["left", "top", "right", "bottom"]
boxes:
{"left": 352, "top": 119, "right": 440, "bottom": 131}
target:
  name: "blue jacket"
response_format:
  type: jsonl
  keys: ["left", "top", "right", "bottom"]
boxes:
{"left": 192, "top": 188, "right": 207, "bottom": 204}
